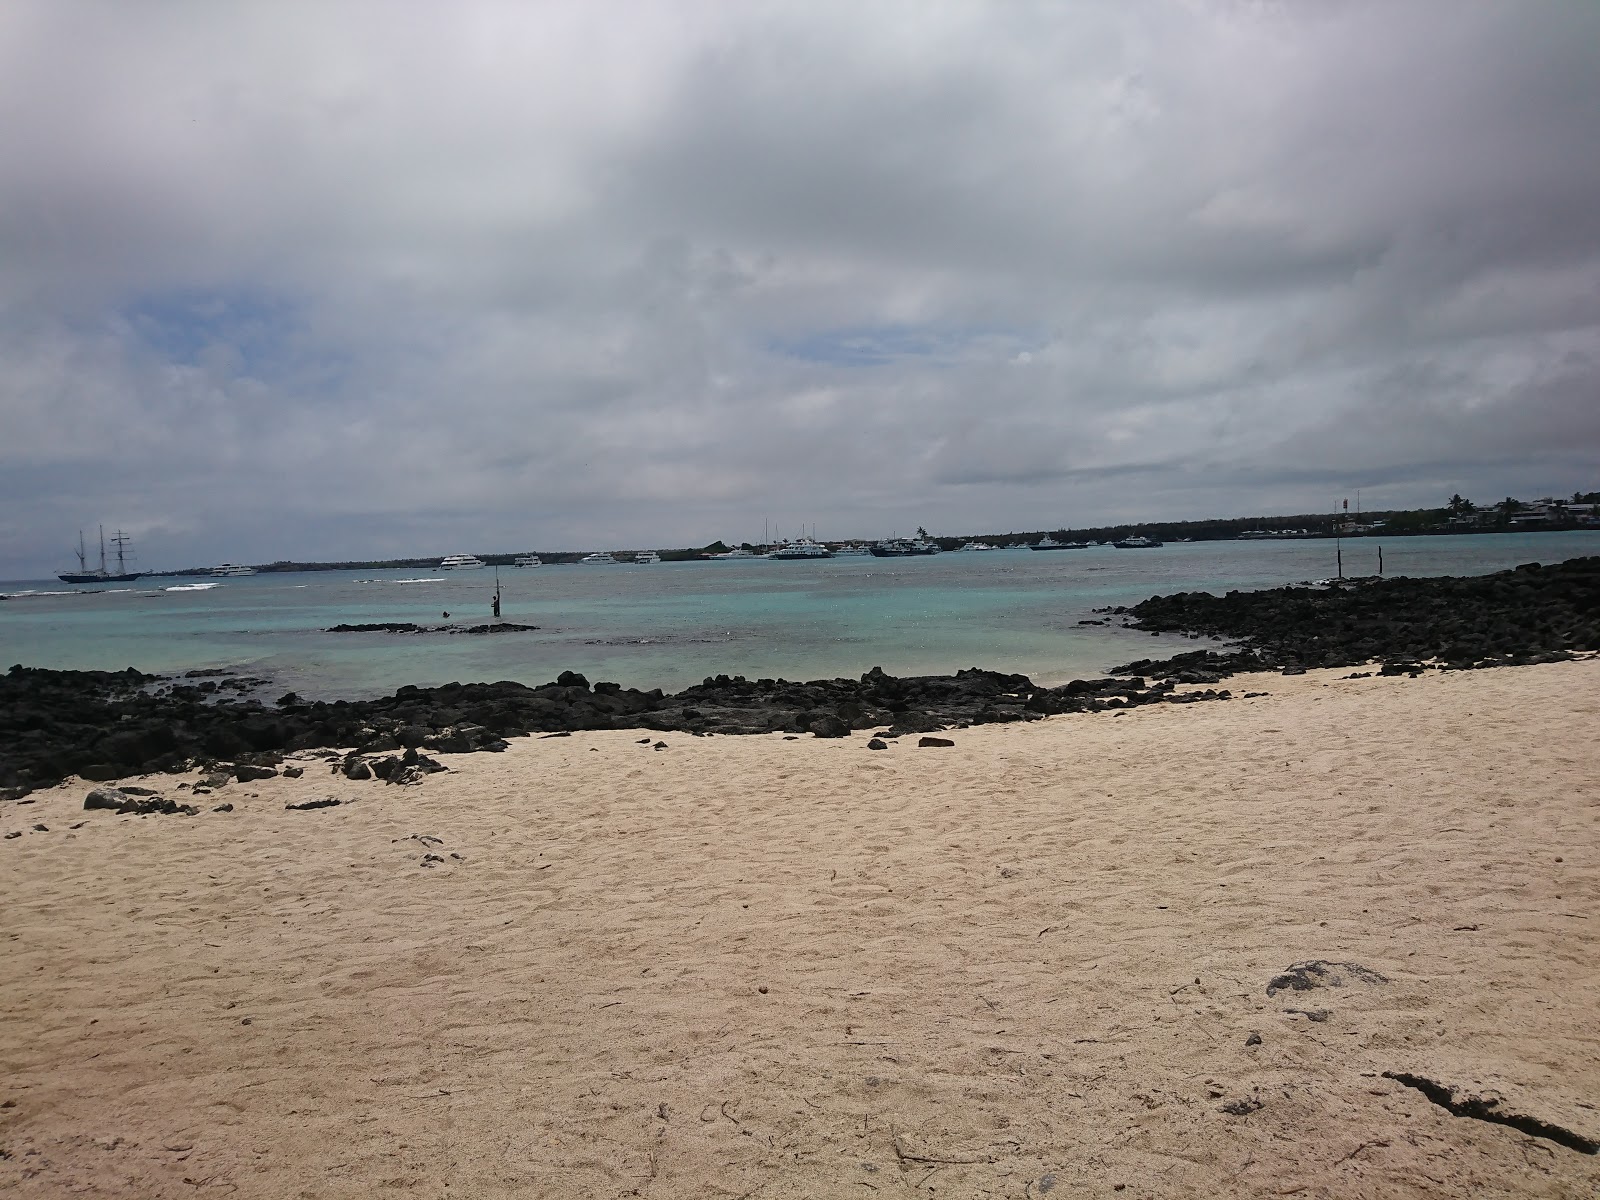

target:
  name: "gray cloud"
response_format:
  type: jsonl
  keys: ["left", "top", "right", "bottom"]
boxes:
{"left": 1, "top": 0, "right": 1597, "bottom": 574}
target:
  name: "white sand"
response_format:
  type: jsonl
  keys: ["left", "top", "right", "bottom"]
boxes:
{"left": 2, "top": 660, "right": 1598, "bottom": 1198}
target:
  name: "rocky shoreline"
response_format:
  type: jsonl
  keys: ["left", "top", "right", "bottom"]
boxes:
{"left": 1107, "top": 555, "right": 1599, "bottom": 681}
{"left": 2, "top": 556, "right": 1595, "bottom": 801}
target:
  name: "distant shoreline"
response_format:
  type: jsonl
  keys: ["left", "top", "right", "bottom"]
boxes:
{"left": 117, "top": 522, "right": 1599, "bottom": 578}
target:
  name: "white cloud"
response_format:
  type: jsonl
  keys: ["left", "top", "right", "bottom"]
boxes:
{"left": 1, "top": 0, "right": 1598, "bottom": 573}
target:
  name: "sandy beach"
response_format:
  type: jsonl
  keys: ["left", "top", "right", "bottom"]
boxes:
{"left": 2, "top": 659, "right": 1597, "bottom": 1198}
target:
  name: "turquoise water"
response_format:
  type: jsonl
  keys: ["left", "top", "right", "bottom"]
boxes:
{"left": 2, "top": 532, "right": 1594, "bottom": 699}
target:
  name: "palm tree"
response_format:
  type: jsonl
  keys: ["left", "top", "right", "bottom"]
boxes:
{"left": 1447, "top": 493, "right": 1475, "bottom": 517}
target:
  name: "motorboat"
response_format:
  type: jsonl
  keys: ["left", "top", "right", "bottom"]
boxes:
{"left": 831, "top": 543, "right": 873, "bottom": 556}
{"left": 1030, "top": 536, "right": 1088, "bottom": 550}
{"left": 633, "top": 551, "right": 661, "bottom": 564}
{"left": 959, "top": 541, "right": 997, "bottom": 551}
{"left": 769, "top": 539, "right": 833, "bottom": 560}
{"left": 712, "top": 547, "right": 759, "bottom": 559}
{"left": 439, "top": 554, "right": 487, "bottom": 570}
{"left": 1112, "top": 535, "right": 1164, "bottom": 549}
{"left": 211, "top": 563, "right": 256, "bottom": 576}
{"left": 512, "top": 554, "right": 542, "bottom": 567}
{"left": 580, "top": 551, "right": 618, "bottom": 564}
{"left": 870, "top": 538, "right": 940, "bottom": 557}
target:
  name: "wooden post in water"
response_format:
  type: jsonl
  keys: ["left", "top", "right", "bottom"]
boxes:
{"left": 1337, "top": 498, "right": 1346, "bottom": 579}
{"left": 1378, "top": 546, "right": 1384, "bottom": 577}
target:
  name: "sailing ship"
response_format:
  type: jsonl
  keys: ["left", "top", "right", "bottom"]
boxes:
{"left": 59, "top": 527, "right": 141, "bottom": 583}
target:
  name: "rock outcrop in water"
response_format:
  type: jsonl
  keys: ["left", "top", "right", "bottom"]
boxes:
{"left": 1107, "top": 556, "right": 1600, "bottom": 679}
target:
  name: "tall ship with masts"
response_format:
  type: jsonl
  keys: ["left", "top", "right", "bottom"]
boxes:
{"left": 59, "top": 526, "right": 142, "bottom": 583}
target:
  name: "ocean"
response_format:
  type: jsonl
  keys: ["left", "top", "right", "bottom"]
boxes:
{"left": 2, "top": 532, "right": 1594, "bottom": 699}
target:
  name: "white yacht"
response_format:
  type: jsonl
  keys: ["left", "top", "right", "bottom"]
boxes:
{"left": 439, "top": 554, "right": 486, "bottom": 570}
{"left": 211, "top": 563, "right": 256, "bottom": 577}
{"left": 959, "top": 541, "right": 997, "bottom": 552}
{"left": 512, "top": 554, "right": 542, "bottom": 568}
{"left": 580, "top": 551, "right": 618, "bottom": 565}
{"left": 1112, "top": 535, "right": 1164, "bottom": 549}
{"left": 633, "top": 551, "right": 661, "bottom": 564}
{"left": 712, "top": 547, "right": 759, "bottom": 559}
{"left": 832, "top": 543, "right": 873, "bottom": 556}
{"left": 769, "top": 539, "right": 834, "bottom": 560}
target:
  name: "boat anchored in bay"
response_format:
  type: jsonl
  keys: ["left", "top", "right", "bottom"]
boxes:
{"left": 59, "top": 527, "right": 141, "bottom": 584}
{"left": 770, "top": 539, "right": 833, "bottom": 560}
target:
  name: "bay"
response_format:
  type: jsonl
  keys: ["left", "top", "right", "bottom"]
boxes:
{"left": 2, "top": 531, "right": 1594, "bottom": 699}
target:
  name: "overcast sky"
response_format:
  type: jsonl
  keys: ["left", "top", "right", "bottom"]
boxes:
{"left": 3, "top": 1, "right": 1598, "bottom": 574}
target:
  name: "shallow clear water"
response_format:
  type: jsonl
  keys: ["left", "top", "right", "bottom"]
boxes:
{"left": 2, "top": 532, "right": 1594, "bottom": 698}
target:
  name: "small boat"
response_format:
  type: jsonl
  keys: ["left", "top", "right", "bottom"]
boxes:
{"left": 211, "top": 563, "right": 256, "bottom": 577}
{"left": 769, "top": 539, "right": 833, "bottom": 560}
{"left": 439, "top": 554, "right": 487, "bottom": 570}
{"left": 1112, "top": 535, "right": 1164, "bottom": 549}
{"left": 59, "top": 527, "right": 141, "bottom": 584}
{"left": 580, "top": 552, "right": 618, "bottom": 565}
{"left": 512, "top": 554, "right": 542, "bottom": 568}
{"left": 632, "top": 551, "right": 661, "bottom": 564}
{"left": 959, "top": 541, "right": 997, "bottom": 552}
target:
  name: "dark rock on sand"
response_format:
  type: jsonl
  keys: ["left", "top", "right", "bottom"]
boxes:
{"left": 918, "top": 736, "right": 955, "bottom": 748}
{"left": 1266, "top": 960, "right": 1388, "bottom": 997}
{"left": 1220, "top": 1097, "right": 1263, "bottom": 1116}
{"left": 808, "top": 714, "right": 851, "bottom": 738}
{"left": 83, "top": 788, "right": 127, "bottom": 811}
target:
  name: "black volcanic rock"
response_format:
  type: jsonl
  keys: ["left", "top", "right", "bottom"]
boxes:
{"left": 807, "top": 714, "right": 851, "bottom": 738}
{"left": 1110, "top": 557, "right": 1600, "bottom": 678}
{"left": 5, "top": 560, "right": 1593, "bottom": 800}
